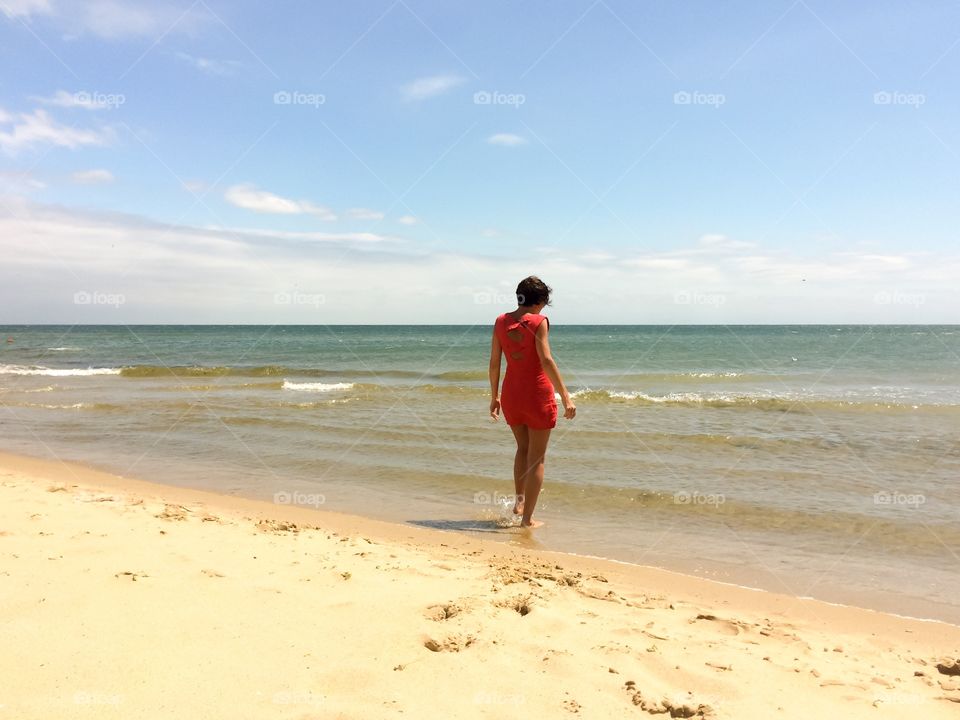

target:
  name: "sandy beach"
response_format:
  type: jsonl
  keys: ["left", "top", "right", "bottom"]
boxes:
{"left": 2, "top": 449, "right": 958, "bottom": 719}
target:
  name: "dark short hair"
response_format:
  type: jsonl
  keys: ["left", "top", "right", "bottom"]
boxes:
{"left": 516, "top": 276, "right": 552, "bottom": 306}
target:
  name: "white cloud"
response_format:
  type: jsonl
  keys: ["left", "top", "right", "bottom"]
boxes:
{"left": 181, "top": 179, "right": 207, "bottom": 193}
{"left": 224, "top": 227, "right": 396, "bottom": 245}
{"left": 0, "top": 108, "right": 112, "bottom": 154}
{"left": 3, "top": 0, "right": 210, "bottom": 38}
{"left": 174, "top": 51, "right": 242, "bottom": 76}
{"left": 0, "top": 169, "right": 46, "bottom": 191}
{"left": 1, "top": 0, "right": 52, "bottom": 19}
{"left": 397, "top": 215, "right": 418, "bottom": 225}
{"left": 487, "top": 133, "right": 527, "bottom": 146}
{"left": 1, "top": 200, "right": 957, "bottom": 323}
{"left": 224, "top": 184, "right": 337, "bottom": 220}
{"left": 346, "top": 208, "right": 385, "bottom": 221}
{"left": 71, "top": 1, "right": 209, "bottom": 39}
{"left": 400, "top": 74, "right": 464, "bottom": 101}
{"left": 71, "top": 168, "right": 114, "bottom": 184}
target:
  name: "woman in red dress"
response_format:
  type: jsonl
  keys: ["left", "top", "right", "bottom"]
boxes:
{"left": 488, "top": 276, "right": 576, "bottom": 528}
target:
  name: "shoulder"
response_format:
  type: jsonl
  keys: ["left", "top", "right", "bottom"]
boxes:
{"left": 531, "top": 314, "right": 550, "bottom": 332}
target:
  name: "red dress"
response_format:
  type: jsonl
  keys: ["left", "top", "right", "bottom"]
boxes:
{"left": 495, "top": 312, "right": 558, "bottom": 429}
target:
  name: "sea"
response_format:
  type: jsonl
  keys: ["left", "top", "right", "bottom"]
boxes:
{"left": 1, "top": 324, "right": 958, "bottom": 623}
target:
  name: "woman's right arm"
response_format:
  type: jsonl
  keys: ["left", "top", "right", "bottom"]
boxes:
{"left": 488, "top": 325, "right": 502, "bottom": 420}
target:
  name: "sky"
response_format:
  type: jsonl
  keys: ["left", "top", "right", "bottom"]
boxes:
{"left": 1, "top": 0, "right": 958, "bottom": 324}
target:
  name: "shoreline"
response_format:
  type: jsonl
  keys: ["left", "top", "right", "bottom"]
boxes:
{"left": 8, "top": 441, "right": 956, "bottom": 626}
{"left": 7, "top": 447, "right": 956, "bottom": 628}
{"left": 3, "top": 448, "right": 960, "bottom": 718}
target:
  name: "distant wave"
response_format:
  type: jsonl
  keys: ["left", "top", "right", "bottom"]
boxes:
{"left": 0, "top": 364, "right": 121, "bottom": 377}
{"left": 117, "top": 365, "right": 425, "bottom": 379}
{"left": 568, "top": 388, "right": 955, "bottom": 413}
{"left": 282, "top": 380, "right": 355, "bottom": 392}
{"left": 46, "top": 347, "right": 82, "bottom": 352}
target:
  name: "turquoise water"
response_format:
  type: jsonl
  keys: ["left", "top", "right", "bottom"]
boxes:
{"left": 1, "top": 324, "right": 958, "bottom": 622}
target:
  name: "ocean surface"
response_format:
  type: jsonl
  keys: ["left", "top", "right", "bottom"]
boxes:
{"left": 1, "top": 324, "right": 958, "bottom": 622}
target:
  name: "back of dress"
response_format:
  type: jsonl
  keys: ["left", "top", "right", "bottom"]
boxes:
{"left": 496, "top": 312, "right": 548, "bottom": 378}
{"left": 495, "top": 312, "right": 556, "bottom": 429}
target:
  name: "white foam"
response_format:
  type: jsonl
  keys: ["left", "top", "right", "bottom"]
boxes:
{"left": 0, "top": 365, "right": 121, "bottom": 377}
{"left": 281, "top": 380, "right": 354, "bottom": 392}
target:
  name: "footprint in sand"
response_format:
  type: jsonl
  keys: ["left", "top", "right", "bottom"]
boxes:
{"left": 255, "top": 518, "right": 299, "bottom": 534}
{"left": 623, "top": 682, "right": 715, "bottom": 718}
{"left": 423, "top": 634, "right": 475, "bottom": 652}
{"left": 692, "top": 613, "right": 750, "bottom": 636}
{"left": 937, "top": 659, "right": 960, "bottom": 676}
{"left": 494, "top": 594, "right": 534, "bottom": 616}
{"left": 425, "top": 602, "right": 464, "bottom": 621}
{"left": 155, "top": 504, "right": 190, "bottom": 521}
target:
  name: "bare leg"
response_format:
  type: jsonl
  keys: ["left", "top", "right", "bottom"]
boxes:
{"left": 521, "top": 427, "right": 551, "bottom": 528}
{"left": 509, "top": 424, "right": 529, "bottom": 515}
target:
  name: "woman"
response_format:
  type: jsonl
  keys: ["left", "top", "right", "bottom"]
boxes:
{"left": 488, "top": 276, "right": 576, "bottom": 528}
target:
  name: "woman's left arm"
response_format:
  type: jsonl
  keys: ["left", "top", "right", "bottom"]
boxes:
{"left": 535, "top": 321, "right": 576, "bottom": 419}
{"left": 488, "top": 326, "right": 502, "bottom": 420}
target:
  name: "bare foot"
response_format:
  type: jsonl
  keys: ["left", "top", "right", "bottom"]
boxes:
{"left": 512, "top": 501, "right": 524, "bottom": 516}
{"left": 520, "top": 519, "right": 544, "bottom": 529}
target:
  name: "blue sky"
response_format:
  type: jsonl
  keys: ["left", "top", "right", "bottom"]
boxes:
{"left": 1, "top": 0, "right": 958, "bottom": 323}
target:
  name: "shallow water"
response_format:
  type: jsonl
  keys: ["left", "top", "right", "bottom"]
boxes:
{"left": 1, "top": 324, "right": 958, "bottom": 622}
